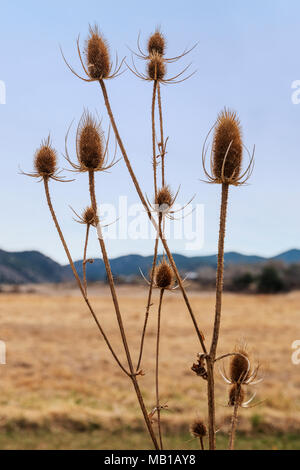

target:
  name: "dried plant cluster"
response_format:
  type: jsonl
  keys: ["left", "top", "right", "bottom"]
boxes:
{"left": 23, "top": 25, "right": 260, "bottom": 451}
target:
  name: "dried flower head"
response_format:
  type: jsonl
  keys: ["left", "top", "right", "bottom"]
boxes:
{"left": 147, "top": 54, "right": 166, "bottom": 81}
{"left": 190, "top": 419, "right": 207, "bottom": 438}
{"left": 60, "top": 25, "right": 124, "bottom": 83}
{"left": 34, "top": 139, "right": 57, "bottom": 177}
{"left": 65, "top": 111, "right": 118, "bottom": 173}
{"left": 71, "top": 206, "right": 96, "bottom": 226}
{"left": 21, "top": 136, "right": 69, "bottom": 183}
{"left": 78, "top": 113, "right": 104, "bottom": 169}
{"left": 213, "top": 109, "right": 242, "bottom": 182}
{"left": 155, "top": 186, "right": 173, "bottom": 209}
{"left": 155, "top": 259, "right": 174, "bottom": 289}
{"left": 148, "top": 30, "right": 166, "bottom": 56}
{"left": 229, "top": 347, "right": 250, "bottom": 384}
{"left": 85, "top": 25, "right": 110, "bottom": 79}
{"left": 218, "top": 347, "right": 263, "bottom": 388}
{"left": 202, "top": 108, "right": 254, "bottom": 186}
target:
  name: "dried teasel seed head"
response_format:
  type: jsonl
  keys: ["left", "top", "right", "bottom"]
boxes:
{"left": 155, "top": 186, "right": 173, "bottom": 209}
{"left": 147, "top": 54, "right": 166, "bottom": 81}
{"left": 77, "top": 112, "right": 104, "bottom": 170}
{"left": 34, "top": 137, "right": 57, "bottom": 178}
{"left": 229, "top": 348, "right": 250, "bottom": 384}
{"left": 147, "top": 30, "right": 166, "bottom": 56}
{"left": 212, "top": 109, "right": 243, "bottom": 183}
{"left": 190, "top": 419, "right": 207, "bottom": 438}
{"left": 85, "top": 25, "right": 110, "bottom": 79}
{"left": 229, "top": 384, "right": 245, "bottom": 407}
{"left": 82, "top": 206, "right": 96, "bottom": 226}
{"left": 155, "top": 259, "right": 174, "bottom": 289}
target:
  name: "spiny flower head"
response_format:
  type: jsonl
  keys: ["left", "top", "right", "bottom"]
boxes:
{"left": 147, "top": 53, "right": 166, "bottom": 81}
{"left": 82, "top": 206, "right": 96, "bottom": 226}
{"left": 212, "top": 109, "right": 243, "bottom": 183}
{"left": 77, "top": 112, "right": 104, "bottom": 170}
{"left": 155, "top": 186, "right": 173, "bottom": 209}
{"left": 85, "top": 25, "right": 110, "bottom": 79}
{"left": 229, "top": 347, "right": 250, "bottom": 384}
{"left": 190, "top": 419, "right": 207, "bottom": 438}
{"left": 147, "top": 30, "right": 166, "bottom": 56}
{"left": 34, "top": 139, "right": 57, "bottom": 178}
{"left": 155, "top": 259, "right": 174, "bottom": 289}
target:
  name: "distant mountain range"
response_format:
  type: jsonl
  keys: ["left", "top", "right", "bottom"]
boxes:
{"left": 1, "top": 248, "right": 300, "bottom": 284}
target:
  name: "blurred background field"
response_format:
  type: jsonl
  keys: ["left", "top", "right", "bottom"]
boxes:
{"left": 0, "top": 285, "right": 299, "bottom": 449}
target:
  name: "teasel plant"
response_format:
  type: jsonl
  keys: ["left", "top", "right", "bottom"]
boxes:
{"left": 201, "top": 109, "right": 255, "bottom": 449}
{"left": 24, "top": 25, "right": 259, "bottom": 450}
{"left": 216, "top": 346, "right": 263, "bottom": 449}
{"left": 22, "top": 123, "right": 160, "bottom": 450}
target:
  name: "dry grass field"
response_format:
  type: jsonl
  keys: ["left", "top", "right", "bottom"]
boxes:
{"left": 0, "top": 285, "right": 300, "bottom": 449}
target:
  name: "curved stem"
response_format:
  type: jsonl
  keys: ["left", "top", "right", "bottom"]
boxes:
{"left": 156, "top": 288, "right": 164, "bottom": 450}
{"left": 98, "top": 78, "right": 206, "bottom": 355}
{"left": 88, "top": 170, "right": 159, "bottom": 450}
{"left": 43, "top": 178, "right": 128, "bottom": 376}
{"left": 136, "top": 234, "right": 159, "bottom": 372}
{"left": 200, "top": 437, "right": 204, "bottom": 451}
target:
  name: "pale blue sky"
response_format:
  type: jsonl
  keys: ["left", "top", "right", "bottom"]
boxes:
{"left": 1, "top": 0, "right": 300, "bottom": 263}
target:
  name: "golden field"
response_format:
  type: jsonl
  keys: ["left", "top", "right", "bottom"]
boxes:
{"left": 0, "top": 285, "right": 300, "bottom": 448}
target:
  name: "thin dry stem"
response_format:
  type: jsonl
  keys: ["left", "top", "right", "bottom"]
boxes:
{"left": 156, "top": 288, "right": 164, "bottom": 450}
{"left": 136, "top": 234, "right": 159, "bottom": 372}
{"left": 157, "top": 83, "right": 165, "bottom": 186}
{"left": 88, "top": 169, "right": 159, "bottom": 450}
{"left": 206, "top": 182, "right": 229, "bottom": 450}
{"left": 229, "top": 387, "right": 240, "bottom": 450}
{"left": 82, "top": 224, "right": 90, "bottom": 295}
{"left": 152, "top": 80, "right": 158, "bottom": 197}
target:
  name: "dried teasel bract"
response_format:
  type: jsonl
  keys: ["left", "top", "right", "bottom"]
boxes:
{"left": 146, "top": 185, "right": 194, "bottom": 221}
{"left": 61, "top": 25, "right": 125, "bottom": 83}
{"left": 65, "top": 111, "right": 117, "bottom": 173}
{"left": 202, "top": 108, "right": 254, "bottom": 186}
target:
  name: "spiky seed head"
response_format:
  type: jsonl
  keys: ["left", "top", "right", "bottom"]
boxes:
{"left": 212, "top": 109, "right": 243, "bottom": 183}
{"left": 147, "top": 54, "right": 166, "bottom": 81}
{"left": 229, "top": 348, "right": 250, "bottom": 384}
{"left": 190, "top": 419, "right": 207, "bottom": 438}
{"left": 82, "top": 206, "right": 96, "bottom": 226}
{"left": 155, "top": 186, "right": 173, "bottom": 209}
{"left": 147, "top": 30, "right": 166, "bottom": 56}
{"left": 77, "top": 112, "right": 104, "bottom": 170}
{"left": 229, "top": 384, "right": 245, "bottom": 407}
{"left": 155, "top": 260, "right": 174, "bottom": 289}
{"left": 85, "top": 25, "right": 110, "bottom": 79}
{"left": 34, "top": 137, "right": 57, "bottom": 178}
